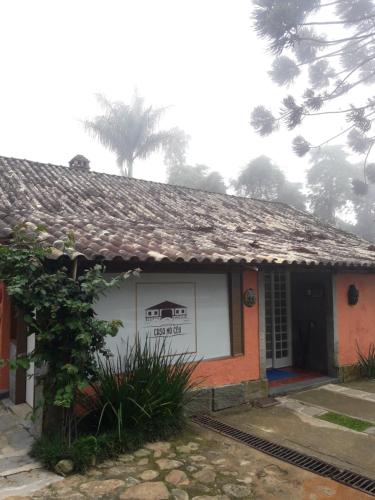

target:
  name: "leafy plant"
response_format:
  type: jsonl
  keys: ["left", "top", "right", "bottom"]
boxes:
{"left": 0, "top": 225, "right": 134, "bottom": 438}
{"left": 31, "top": 420, "right": 190, "bottom": 473}
{"left": 78, "top": 337, "right": 200, "bottom": 437}
{"left": 357, "top": 342, "right": 375, "bottom": 379}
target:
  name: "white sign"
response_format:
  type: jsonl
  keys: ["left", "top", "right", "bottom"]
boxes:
{"left": 136, "top": 282, "right": 197, "bottom": 354}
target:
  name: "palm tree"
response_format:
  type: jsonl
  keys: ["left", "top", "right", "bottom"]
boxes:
{"left": 84, "top": 92, "right": 182, "bottom": 177}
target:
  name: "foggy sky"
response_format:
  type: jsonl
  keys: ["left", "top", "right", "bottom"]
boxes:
{"left": 1, "top": 0, "right": 333, "bottom": 186}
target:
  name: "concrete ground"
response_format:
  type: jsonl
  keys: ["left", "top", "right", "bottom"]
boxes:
{"left": 343, "top": 379, "right": 375, "bottom": 394}
{"left": 0, "top": 401, "right": 59, "bottom": 499}
{"left": 219, "top": 382, "right": 375, "bottom": 481}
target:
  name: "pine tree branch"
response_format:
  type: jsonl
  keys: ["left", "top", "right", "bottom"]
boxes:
{"left": 302, "top": 13, "right": 375, "bottom": 26}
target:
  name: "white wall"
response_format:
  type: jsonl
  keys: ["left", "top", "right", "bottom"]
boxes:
{"left": 94, "top": 273, "right": 231, "bottom": 360}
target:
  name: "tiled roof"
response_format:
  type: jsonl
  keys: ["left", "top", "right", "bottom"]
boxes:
{"left": 1, "top": 155, "right": 375, "bottom": 268}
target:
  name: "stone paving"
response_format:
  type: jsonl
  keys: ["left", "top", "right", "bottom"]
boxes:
{"left": 4, "top": 424, "right": 372, "bottom": 500}
{"left": 0, "top": 401, "right": 60, "bottom": 499}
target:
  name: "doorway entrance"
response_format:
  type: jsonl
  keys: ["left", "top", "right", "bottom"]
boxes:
{"left": 291, "top": 271, "right": 334, "bottom": 375}
{"left": 263, "top": 269, "right": 335, "bottom": 385}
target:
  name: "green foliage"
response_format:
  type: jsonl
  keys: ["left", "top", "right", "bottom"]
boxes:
{"left": 0, "top": 225, "right": 128, "bottom": 412}
{"left": 31, "top": 420, "right": 184, "bottom": 473}
{"left": 78, "top": 337, "right": 200, "bottom": 437}
{"left": 319, "top": 411, "right": 373, "bottom": 432}
{"left": 357, "top": 342, "right": 375, "bottom": 378}
{"left": 167, "top": 164, "right": 227, "bottom": 194}
{"left": 31, "top": 335, "right": 200, "bottom": 472}
{"left": 31, "top": 434, "right": 99, "bottom": 472}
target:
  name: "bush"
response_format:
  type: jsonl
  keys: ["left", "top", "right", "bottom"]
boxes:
{"left": 32, "top": 338, "right": 200, "bottom": 473}
{"left": 357, "top": 342, "right": 375, "bottom": 379}
{"left": 31, "top": 435, "right": 100, "bottom": 472}
{"left": 78, "top": 337, "right": 200, "bottom": 437}
{"left": 31, "top": 425, "right": 181, "bottom": 473}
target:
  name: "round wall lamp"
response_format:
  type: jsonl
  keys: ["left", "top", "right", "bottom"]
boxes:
{"left": 243, "top": 288, "right": 257, "bottom": 307}
{"left": 348, "top": 284, "right": 359, "bottom": 306}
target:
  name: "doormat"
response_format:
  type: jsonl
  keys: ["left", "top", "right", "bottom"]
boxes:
{"left": 266, "top": 368, "right": 298, "bottom": 381}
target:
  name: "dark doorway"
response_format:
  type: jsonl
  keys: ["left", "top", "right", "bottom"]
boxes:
{"left": 161, "top": 309, "right": 173, "bottom": 319}
{"left": 291, "top": 271, "right": 334, "bottom": 375}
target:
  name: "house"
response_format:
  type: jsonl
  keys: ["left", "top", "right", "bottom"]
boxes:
{"left": 145, "top": 301, "right": 188, "bottom": 321}
{"left": 1, "top": 155, "right": 375, "bottom": 411}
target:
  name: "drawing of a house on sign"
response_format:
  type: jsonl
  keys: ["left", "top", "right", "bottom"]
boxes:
{"left": 145, "top": 301, "right": 188, "bottom": 321}
{"left": 136, "top": 282, "right": 197, "bottom": 354}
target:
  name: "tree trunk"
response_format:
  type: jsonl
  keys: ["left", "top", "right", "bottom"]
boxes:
{"left": 127, "top": 159, "right": 134, "bottom": 178}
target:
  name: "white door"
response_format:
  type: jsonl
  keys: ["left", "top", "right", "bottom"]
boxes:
{"left": 25, "top": 334, "right": 35, "bottom": 407}
{"left": 264, "top": 271, "right": 292, "bottom": 369}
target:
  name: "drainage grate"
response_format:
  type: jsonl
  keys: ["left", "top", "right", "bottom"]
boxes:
{"left": 192, "top": 414, "right": 375, "bottom": 497}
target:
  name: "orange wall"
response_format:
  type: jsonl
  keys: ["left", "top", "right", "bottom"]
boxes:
{"left": 0, "top": 283, "right": 10, "bottom": 392}
{"left": 191, "top": 270, "right": 260, "bottom": 387}
{"left": 336, "top": 273, "right": 375, "bottom": 366}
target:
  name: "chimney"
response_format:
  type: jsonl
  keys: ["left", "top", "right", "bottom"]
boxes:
{"left": 69, "top": 154, "right": 90, "bottom": 171}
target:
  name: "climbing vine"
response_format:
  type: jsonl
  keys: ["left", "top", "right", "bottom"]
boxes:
{"left": 0, "top": 225, "right": 131, "bottom": 428}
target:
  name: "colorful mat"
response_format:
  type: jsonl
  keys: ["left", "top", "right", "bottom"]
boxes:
{"left": 266, "top": 368, "right": 298, "bottom": 381}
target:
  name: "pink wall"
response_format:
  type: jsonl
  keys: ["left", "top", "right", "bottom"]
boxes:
{"left": 191, "top": 270, "right": 260, "bottom": 387}
{"left": 336, "top": 273, "right": 375, "bottom": 366}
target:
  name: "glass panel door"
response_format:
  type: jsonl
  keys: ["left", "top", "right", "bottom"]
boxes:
{"left": 264, "top": 270, "right": 292, "bottom": 369}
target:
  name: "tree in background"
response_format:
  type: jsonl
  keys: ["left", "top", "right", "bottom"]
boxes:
{"left": 307, "top": 146, "right": 356, "bottom": 224}
{"left": 167, "top": 164, "right": 226, "bottom": 194}
{"left": 250, "top": 0, "right": 375, "bottom": 191}
{"left": 352, "top": 184, "right": 375, "bottom": 241}
{"left": 84, "top": 93, "right": 187, "bottom": 177}
{"left": 233, "top": 156, "right": 306, "bottom": 209}
{"left": 163, "top": 128, "right": 190, "bottom": 169}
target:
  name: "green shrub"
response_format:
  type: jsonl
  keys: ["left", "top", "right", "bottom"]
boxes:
{"left": 31, "top": 434, "right": 100, "bottom": 472}
{"left": 32, "top": 338, "right": 200, "bottom": 473}
{"left": 31, "top": 424, "right": 187, "bottom": 473}
{"left": 357, "top": 342, "right": 375, "bottom": 379}
{"left": 78, "top": 337, "right": 200, "bottom": 437}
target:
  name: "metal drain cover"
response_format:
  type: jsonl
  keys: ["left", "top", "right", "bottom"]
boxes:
{"left": 192, "top": 414, "right": 375, "bottom": 497}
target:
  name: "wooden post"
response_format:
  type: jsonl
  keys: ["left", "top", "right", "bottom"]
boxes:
{"left": 9, "top": 305, "right": 27, "bottom": 404}
{"left": 0, "top": 283, "right": 10, "bottom": 397}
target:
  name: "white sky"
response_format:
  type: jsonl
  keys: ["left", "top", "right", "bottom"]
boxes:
{"left": 0, "top": 0, "right": 345, "bottom": 186}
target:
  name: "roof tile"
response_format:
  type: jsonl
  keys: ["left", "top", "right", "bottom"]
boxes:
{"left": 1, "top": 156, "right": 375, "bottom": 268}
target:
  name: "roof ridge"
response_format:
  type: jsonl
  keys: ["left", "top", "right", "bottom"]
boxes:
{"left": 0, "top": 154, "right": 301, "bottom": 208}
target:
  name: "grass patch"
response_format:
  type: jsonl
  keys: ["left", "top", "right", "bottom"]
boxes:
{"left": 318, "top": 411, "right": 374, "bottom": 432}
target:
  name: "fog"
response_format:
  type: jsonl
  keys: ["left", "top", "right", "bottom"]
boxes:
{"left": 0, "top": 0, "right": 317, "bottom": 184}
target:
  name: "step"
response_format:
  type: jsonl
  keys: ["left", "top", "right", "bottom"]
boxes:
{"left": 269, "top": 377, "right": 339, "bottom": 396}
{"left": 0, "top": 454, "right": 41, "bottom": 477}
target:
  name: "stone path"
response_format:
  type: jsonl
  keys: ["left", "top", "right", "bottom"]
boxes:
{"left": 0, "top": 401, "right": 59, "bottom": 499}
{"left": 5, "top": 424, "right": 371, "bottom": 499}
